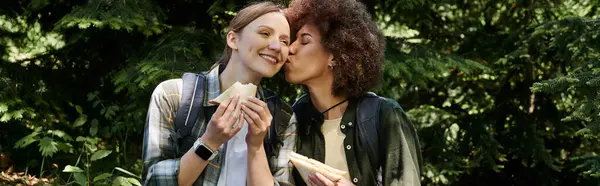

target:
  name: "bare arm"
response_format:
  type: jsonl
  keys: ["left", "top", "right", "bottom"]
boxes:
{"left": 177, "top": 137, "right": 220, "bottom": 186}
{"left": 247, "top": 144, "right": 275, "bottom": 185}
{"left": 242, "top": 98, "right": 277, "bottom": 186}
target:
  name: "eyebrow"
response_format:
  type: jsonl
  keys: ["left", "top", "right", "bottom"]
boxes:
{"left": 257, "top": 25, "right": 290, "bottom": 40}
{"left": 300, "top": 33, "right": 312, "bottom": 38}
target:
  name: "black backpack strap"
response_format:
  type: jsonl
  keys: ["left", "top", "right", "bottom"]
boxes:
{"left": 171, "top": 72, "right": 206, "bottom": 155}
{"left": 263, "top": 88, "right": 293, "bottom": 159}
{"left": 262, "top": 88, "right": 278, "bottom": 158}
{"left": 357, "top": 92, "right": 384, "bottom": 185}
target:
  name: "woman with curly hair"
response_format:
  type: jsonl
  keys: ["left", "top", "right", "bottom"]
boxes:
{"left": 265, "top": 0, "right": 423, "bottom": 185}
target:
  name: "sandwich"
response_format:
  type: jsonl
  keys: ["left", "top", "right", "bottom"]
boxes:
{"left": 208, "top": 81, "right": 257, "bottom": 105}
{"left": 288, "top": 152, "right": 348, "bottom": 183}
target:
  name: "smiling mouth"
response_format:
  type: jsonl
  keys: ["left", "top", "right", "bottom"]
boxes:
{"left": 260, "top": 54, "right": 278, "bottom": 64}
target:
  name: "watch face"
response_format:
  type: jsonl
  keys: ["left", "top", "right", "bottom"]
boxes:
{"left": 195, "top": 144, "right": 213, "bottom": 160}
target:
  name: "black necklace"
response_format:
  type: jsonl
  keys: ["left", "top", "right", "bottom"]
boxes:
{"left": 302, "top": 98, "right": 350, "bottom": 135}
{"left": 321, "top": 99, "right": 350, "bottom": 115}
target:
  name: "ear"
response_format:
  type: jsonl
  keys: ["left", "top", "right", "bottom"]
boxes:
{"left": 226, "top": 31, "right": 239, "bottom": 50}
{"left": 327, "top": 53, "right": 336, "bottom": 67}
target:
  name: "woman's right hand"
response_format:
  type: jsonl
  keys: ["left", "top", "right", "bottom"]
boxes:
{"left": 200, "top": 94, "right": 244, "bottom": 151}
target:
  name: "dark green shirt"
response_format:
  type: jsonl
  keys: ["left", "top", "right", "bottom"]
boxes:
{"left": 272, "top": 94, "right": 422, "bottom": 186}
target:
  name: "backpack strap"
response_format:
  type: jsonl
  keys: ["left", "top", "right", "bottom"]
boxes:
{"left": 357, "top": 92, "right": 384, "bottom": 185}
{"left": 170, "top": 72, "right": 206, "bottom": 155}
{"left": 262, "top": 88, "right": 278, "bottom": 158}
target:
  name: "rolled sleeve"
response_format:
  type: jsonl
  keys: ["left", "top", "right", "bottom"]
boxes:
{"left": 142, "top": 79, "right": 183, "bottom": 186}
{"left": 381, "top": 99, "right": 422, "bottom": 186}
{"left": 144, "top": 159, "right": 181, "bottom": 185}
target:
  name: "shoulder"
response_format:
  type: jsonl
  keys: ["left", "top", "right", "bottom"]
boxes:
{"left": 357, "top": 93, "right": 405, "bottom": 114}
{"left": 379, "top": 97, "right": 405, "bottom": 113}
{"left": 291, "top": 94, "right": 311, "bottom": 110}
{"left": 149, "top": 79, "right": 183, "bottom": 110}
{"left": 151, "top": 79, "right": 183, "bottom": 98}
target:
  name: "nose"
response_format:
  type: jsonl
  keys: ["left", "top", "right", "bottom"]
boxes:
{"left": 288, "top": 41, "right": 297, "bottom": 55}
{"left": 268, "top": 40, "right": 281, "bottom": 52}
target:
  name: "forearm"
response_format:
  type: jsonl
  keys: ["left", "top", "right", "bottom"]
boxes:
{"left": 178, "top": 137, "right": 221, "bottom": 186}
{"left": 177, "top": 147, "right": 209, "bottom": 186}
{"left": 247, "top": 145, "right": 275, "bottom": 186}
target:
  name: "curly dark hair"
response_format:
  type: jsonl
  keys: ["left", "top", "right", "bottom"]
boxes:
{"left": 285, "top": 0, "right": 385, "bottom": 97}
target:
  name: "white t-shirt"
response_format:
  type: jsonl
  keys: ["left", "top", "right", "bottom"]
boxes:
{"left": 322, "top": 117, "right": 351, "bottom": 180}
{"left": 216, "top": 120, "right": 249, "bottom": 186}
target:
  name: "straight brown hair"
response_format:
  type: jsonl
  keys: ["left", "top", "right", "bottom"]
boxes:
{"left": 212, "top": 1, "right": 285, "bottom": 70}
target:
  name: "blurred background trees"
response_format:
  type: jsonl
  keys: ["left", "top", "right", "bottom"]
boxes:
{"left": 1, "top": 0, "right": 599, "bottom": 185}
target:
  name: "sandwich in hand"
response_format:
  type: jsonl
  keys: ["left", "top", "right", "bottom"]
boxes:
{"left": 208, "top": 81, "right": 257, "bottom": 105}
{"left": 288, "top": 152, "right": 348, "bottom": 183}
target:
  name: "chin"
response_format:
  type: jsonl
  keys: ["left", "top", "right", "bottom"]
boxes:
{"left": 284, "top": 74, "right": 301, "bottom": 84}
{"left": 249, "top": 65, "right": 279, "bottom": 78}
{"left": 258, "top": 69, "right": 279, "bottom": 78}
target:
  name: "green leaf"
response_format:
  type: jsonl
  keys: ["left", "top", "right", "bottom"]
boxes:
{"left": 112, "top": 176, "right": 132, "bottom": 186}
{"left": 39, "top": 137, "right": 58, "bottom": 157}
{"left": 56, "top": 141, "right": 74, "bottom": 153}
{"left": 76, "top": 136, "right": 97, "bottom": 144}
{"left": 47, "top": 130, "right": 73, "bottom": 141}
{"left": 90, "top": 119, "right": 99, "bottom": 136}
{"left": 0, "top": 113, "right": 12, "bottom": 122}
{"left": 85, "top": 143, "right": 98, "bottom": 153}
{"left": 114, "top": 167, "right": 139, "bottom": 178}
{"left": 0, "top": 103, "right": 7, "bottom": 113}
{"left": 76, "top": 136, "right": 87, "bottom": 142}
{"left": 93, "top": 173, "right": 113, "bottom": 183}
{"left": 63, "top": 165, "right": 84, "bottom": 173}
{"left": 74, "top": 172, "right": 87, "bottom": 186}
{"left": 75, "top": 105, "right": 83, "bottom": 114}
{"left": 14, "top": 131, "right": 40, "bottom": 148}
{"left": 91, "top": 150, "right": 112, "bottom": 161}
{"left": 127, "top": 177, "right": 142, "bottom": 186}
{"left": 73, "top": 115, "right": 87, "bottom": 128}
{"left": 87, "top": 92, "right": 96, "bottom": 101}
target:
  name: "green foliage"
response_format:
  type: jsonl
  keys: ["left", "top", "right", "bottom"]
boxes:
{"left": 2, "top": 0, "right": 600, "bottom": 185}
{"left": 529, "top": 17, "right": 600, "bottom": 178}
{"left": 55, "top": 0, "right": 167, "bottom": 36}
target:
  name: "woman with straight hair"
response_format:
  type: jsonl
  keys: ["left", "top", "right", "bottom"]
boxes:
{"left": 142, "top": 2, "right": 293, "bottom": 186}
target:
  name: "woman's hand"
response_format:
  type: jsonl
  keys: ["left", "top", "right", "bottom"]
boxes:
{"left": 200, "top": 94, "right": 244, "bottom": 151}
{"left": 308, "top": 173, "right": 355, "bottom": 186}
{"left": 241, "top": 97, "right": 273, "bottom": 150}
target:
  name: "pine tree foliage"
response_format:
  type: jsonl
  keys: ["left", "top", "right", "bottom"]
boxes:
{"left": 113, "top": 27, "right": 223, "bottom": 96}
{"left": 2, "top": 0, "right": 600, "bottom": 185}
{"left": 55, "top": 0, "right": 167, "bottom": 36}
{"left": 380, "top": 37, "right": 488, "bottom": 99}
{"left": 530, "top": 17, "right": 600, "bottom": 178}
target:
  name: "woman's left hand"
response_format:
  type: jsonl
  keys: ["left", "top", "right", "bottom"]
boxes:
{"left": 241, "top": 97, "right": 273, "bottom": 150}
{"left": 308, "top": 173, "right": 355, "bottom": 186}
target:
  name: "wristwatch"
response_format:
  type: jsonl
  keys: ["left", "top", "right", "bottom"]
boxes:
{"left": 192, "top": 139, "right": 218, "bottom": 161}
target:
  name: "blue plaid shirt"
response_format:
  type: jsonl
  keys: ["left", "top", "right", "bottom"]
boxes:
{"left": 142, "top": 66, "right": 297, "bottom": 186}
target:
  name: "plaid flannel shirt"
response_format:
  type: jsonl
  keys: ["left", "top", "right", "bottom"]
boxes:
{"left": 142, "top": 65, "right": 297, "bottom": 186}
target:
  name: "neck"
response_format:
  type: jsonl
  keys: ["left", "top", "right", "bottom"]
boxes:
{"left": 305, "top": 77, "right": 348, "bottom": 120}
{"left": 219, "top": 54, "right": 262, "bottom": 92}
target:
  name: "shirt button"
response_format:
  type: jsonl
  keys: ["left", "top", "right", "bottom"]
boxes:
{"left": 340, "top": 125, "right": 346, "bottom": 129}
{"left": 348, "top": 122, "right": 353, "bottom": 126}
{"left": 346, "top": 145, "right": 352, "bottom": 150}
{"left": 353, "top": 178, "right": 358, "bottom": 183}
